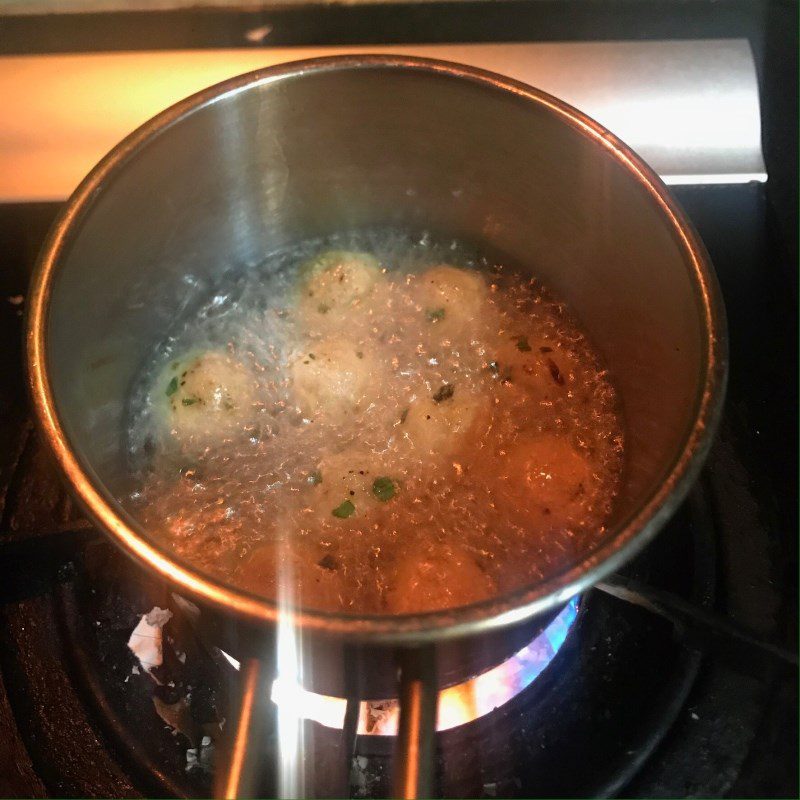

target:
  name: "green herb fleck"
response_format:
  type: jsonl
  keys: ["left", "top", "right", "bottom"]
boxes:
{"left": 182, "top": 396, "right": 201, "bottom": 406}
{"left": 372, "top": 476, "right": 396, "bottom": 503}
{"left": 317, "top": 302, "right": 330, "bottom": 314}
{"left": 308, "top": 353, "right": 316, "bottom": 360}
{"left": 432, "top": 383, "right": 455, "bottom": 403}
{"left": 356, "top": 351, "right": 364, "bottom": 360}
{"left": 332, "top": 499, "right": 355, "bottom": 518}
{"left": 399, "top": 407, "right": 409, "bottom": 424}
{"left": 426, "top": 307, "right": 446, "bottom": 322}
{"left": 514, "top": 335, "right": 532, "bottom": 352}
{"left": 308, "top": 470, "right": 323, "bottom": 485}
{"left": 165, "top": 376, "right": 179, "bottom": 397}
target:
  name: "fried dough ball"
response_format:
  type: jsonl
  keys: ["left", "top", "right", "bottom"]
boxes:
{"left": 496, "top": 434, "right": 596, "bottom": 526}
{"left": 385, "top": 542, "right": 495, "bottom": 613}
{"left": 488, "top": 331, "right": 572, "bottom": 397}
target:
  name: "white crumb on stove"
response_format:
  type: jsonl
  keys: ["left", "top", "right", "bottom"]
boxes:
{"left": 177, "top": 651, "right": 187, "bottom": 663}
{"left": 7, "top": 295, "right": 23, "bottom": 306}
{"left": 351, "top": 756, "right": 368, "bottom": 797}
{"left": 691, "top": 711, "right": 700, "bottom": 720}
{"left": 483, "top": 782, "right": 498, "bottom": 797}
{"left": 351, "top": 755, "right": 382, "bottom": 799}
{"left": 145, "top": 606, "right": 173, "bottom": 627}
{"left": 127, "top": 606, "right": 172, "bottom": 674}
{"left": 244, "top": 24, "right": 272, "bottom": 43}
{"left": 131, "top": 665, "right": 140, "bottom": 675}
{"left": 186, "top": 737, "right": 215, "bottom": 773}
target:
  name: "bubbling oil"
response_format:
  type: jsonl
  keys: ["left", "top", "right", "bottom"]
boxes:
{"left": 125, "top": 231, "right": 624, "bottom": 615}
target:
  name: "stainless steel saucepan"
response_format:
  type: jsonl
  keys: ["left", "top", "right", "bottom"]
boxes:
{"left": 26, "top": 55, "right": 726, "bottom": 798}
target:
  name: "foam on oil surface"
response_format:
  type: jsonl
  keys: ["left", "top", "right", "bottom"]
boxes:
{"left": 125, "top": 231, "right": 624, "bottom": 614}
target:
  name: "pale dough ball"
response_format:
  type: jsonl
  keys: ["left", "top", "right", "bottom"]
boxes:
{"left": 235, "top": 540, "right": 347, "bottom": 612}
{"left": 385, "top": 542, "right": 495, "bottom": 614}
{"left": 297, "top": 250, "right": 383, "bottom": 320}
{"left": 399, "top": 384, "right": 490, "bottom": 460}
{"left": 309, "top": 451, "right": 375, "bottom": 516}
{"left": 415, "top": 265, "right": 488, "bottom": 336}
{"left": 289, "top": 338, "right": 381, "bottom": 420}
{"left": 496, "top": 434, "right": 595, "bottom": 525}
{"left": 153, "top": 350, "right": 259, "bottom": 445}
{"left": 304, "top": 448, "right": 401, "bottom": 520}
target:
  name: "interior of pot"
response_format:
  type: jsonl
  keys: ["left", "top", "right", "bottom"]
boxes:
{"left": 41, "top": 60, "right": 716, "bottom": 615}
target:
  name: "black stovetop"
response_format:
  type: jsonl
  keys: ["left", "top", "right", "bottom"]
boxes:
{"left": 0, "top": 180, "right": 796, "bottom": 798}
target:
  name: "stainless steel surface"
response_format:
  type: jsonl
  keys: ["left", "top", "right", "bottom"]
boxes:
{"left": 215, "top": 659, "right": 267, "bottom": 800}
{"left": 27, "top": 55, "right": 726, "bottom": 665}
{"left": 0, "top": 39, "right": 764, "bottom": 201}
{"left": 393, "top": 647, "right": 438, "bottom": 799}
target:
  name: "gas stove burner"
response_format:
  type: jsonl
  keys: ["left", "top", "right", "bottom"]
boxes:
{"left": 219, "top": 597, "right": 579, "bottom": 735}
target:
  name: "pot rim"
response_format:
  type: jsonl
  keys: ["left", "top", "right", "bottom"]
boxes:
{"left": 26, "top": 54, "right": 728, "bottom": 644}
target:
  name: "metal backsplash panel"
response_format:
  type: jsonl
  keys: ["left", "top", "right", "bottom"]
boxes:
{"left": 0, "top": 39, "right": 764, "bottom": 202}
